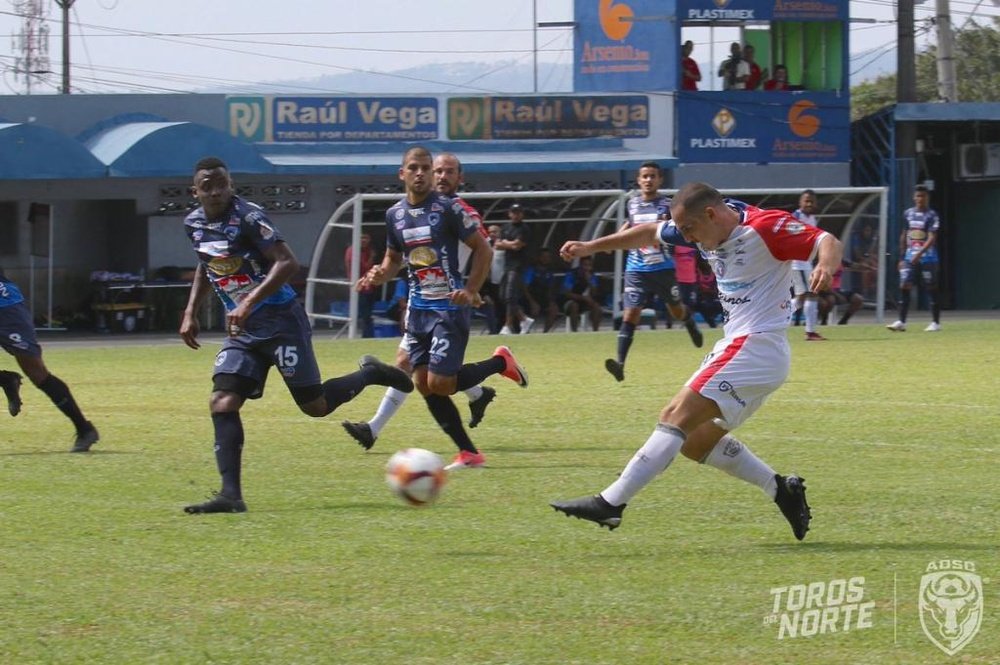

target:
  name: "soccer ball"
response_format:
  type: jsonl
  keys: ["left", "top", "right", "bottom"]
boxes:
{"left": 385, "top": 448, "right": 447, "bottom": 506}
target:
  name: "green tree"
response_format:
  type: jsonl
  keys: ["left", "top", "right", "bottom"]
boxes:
{"left": 851, "top": 17, "right": 1000, "bottom": 121}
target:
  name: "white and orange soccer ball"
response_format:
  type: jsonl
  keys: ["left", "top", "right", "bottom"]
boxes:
{"left": 385, "top": 448, "right": 447, "bottom": 506}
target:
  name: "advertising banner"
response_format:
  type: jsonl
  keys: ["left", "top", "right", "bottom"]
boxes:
{"left": 447, "top": 95, "right": 649, "bottom": 140}
{"left": 679, "top": 0, "right": 848, "bottom": 22}
{"left": 227, "top": 96, "right": 438, "bottom": 142}
{"left": 677, "top": 92, "right": 848, "bottom": 163}
{"left": 573, "top": 0, "right": 677, "bottom": 92}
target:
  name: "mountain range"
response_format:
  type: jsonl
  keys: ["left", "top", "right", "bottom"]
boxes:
{"left": 202, "top": 55, "right": 893, "bottom": 95}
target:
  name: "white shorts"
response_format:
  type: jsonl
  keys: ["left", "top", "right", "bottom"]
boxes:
{"left": 685, "top": 331, "right": 790, "bottom": 430}
{"left": 791, "top": 267, "right": 813, "bottom": 296}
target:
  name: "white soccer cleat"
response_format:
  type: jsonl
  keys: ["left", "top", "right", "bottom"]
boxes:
{"left": 924, "top": 322, "right": 941, "bottom": 332}
{"left": 521, "top": 317, "right": 535, "bottom": 334}
{"left": 498, "top": 326, "right": 512, "bottom": 335}
{"left": 886, "top": 320, "right": 906, "bottom": 332}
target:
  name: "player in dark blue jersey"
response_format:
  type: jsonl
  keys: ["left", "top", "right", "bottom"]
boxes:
{"left": 358, "top": 146, "right": 528, "bottom": 470}
{"left": 0, "top": 271, "right": 99, "bottom": 451}
{"left": 605, "top": 163, "right": 703, "bottom": 383}
{"left": 341, "top": 152, "right": 502, "bottom": 449}
{"left": 887, "top": 185, "right": 943, "bottom": 332}
{"left": 179, "top": 156, "right": 413, "bottom": 514}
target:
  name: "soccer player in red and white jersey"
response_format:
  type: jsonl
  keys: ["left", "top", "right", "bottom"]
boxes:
{"left": 341, "top": 152, "right": 503, "bottom": 454}
{"left": 552, "top": 182, "right": 843, "bottom": 540}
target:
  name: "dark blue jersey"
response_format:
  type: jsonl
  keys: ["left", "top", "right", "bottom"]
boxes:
{"left": 184, "top": 196, "right": 297, "bottom": 313}
{"left": 0, "top": 271, "right": 25, "bottom": 308}
{"left": 385, "top": 192, "right": 478, "bottom": 311}
{"left": 902, "top": 206, "right": 941, "bottom": 264}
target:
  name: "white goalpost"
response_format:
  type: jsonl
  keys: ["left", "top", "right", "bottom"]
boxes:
{"left": 305, "top": 186, "right": 889, "bottom": 338}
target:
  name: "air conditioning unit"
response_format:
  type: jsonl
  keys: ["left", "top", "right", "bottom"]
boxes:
{"left": 957, "top": 143, "right": 1000, "bottom": 180}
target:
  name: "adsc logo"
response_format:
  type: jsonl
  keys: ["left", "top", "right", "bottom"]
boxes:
{"left": 919, "top": 559, "right": 984, "bottom": 656}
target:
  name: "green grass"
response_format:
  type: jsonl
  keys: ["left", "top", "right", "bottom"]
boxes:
{"left": 1, "top": 320, "right": 999, "bottom": 664}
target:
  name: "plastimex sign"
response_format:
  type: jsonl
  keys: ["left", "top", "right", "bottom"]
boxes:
{"left": 677, "top": 91, "right": 848, "bottom": 163}
{"left": 679, "top": 0, "right": 847, "bottom": 21}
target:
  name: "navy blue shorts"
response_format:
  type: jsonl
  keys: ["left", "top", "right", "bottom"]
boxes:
{"left": 623, "top": 270, "right": 680, "bottom": 309}
{"left": 213, "top": 301, "right": 321, "bottom": 396}
{"left": 0, "top": 302, "right": 42, "bottom": 358}
{"left": 899, "top": 260, "right": 939, "bottom": 289}
{"left": 404, "top": 307, "right": 470, "bottom": 377}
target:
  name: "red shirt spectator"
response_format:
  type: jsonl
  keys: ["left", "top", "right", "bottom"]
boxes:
{"left": 743, "top": 44, "right": 762, "bottom": 90}
{"left": 681, "top": 40, "right": 701, "bottom": 91}
{"left": 763, "top": 65, "right": 790, "bottom": 91}
{"left": 345, "top": 232, "right": 376, "bottom": 293}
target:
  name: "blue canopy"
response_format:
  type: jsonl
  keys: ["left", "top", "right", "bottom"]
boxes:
{"left": 0, "top": 122, "right": 106, "bottom": 179}
{"left": 85, "top": 121, "right": 273, "bottom": 177}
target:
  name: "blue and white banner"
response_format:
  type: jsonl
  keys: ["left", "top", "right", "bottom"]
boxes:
{"left": 227, "top": 96, "right": 438, "bottom": 142}
{"left": 679, "top": 0, "right": 847, "bottom": 22}
{"left": 677, "top": 92, "right": 849, "bottom": 163}
{"left": 574, "top": 0, "right": 677, "bottom": 92}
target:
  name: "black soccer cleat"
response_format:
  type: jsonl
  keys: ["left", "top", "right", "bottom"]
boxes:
{"left": 342, "top": 420, "right": 376, "bottom": 450}
{"left": 684, "top": 317, "right": 704, "bottom": 348}
{"left": 604, "top": 358, "right": 624, "bottom": 382}
{"left": 71, "top": 423, "right": 99, "bottom": 453}
{"left": 468, "top": 385, "right": 497, "bottom": 428}
{"left": 0, "top": 370, "right": 23, "bottom": 417}
{"left": 774, "top": 474, "right": 812, "bottom": 541}
{"left": 550, "top": 494, "right": 625, "bottom": 531}
{"left": 184, "top": 492, "right": 248, "bottom": 514}
{"left": 359, "top": 355, "right": 414, "bottom": 393}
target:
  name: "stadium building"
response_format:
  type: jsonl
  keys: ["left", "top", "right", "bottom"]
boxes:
{"left": 0, "top": 0, "right": 994, "bottom": 331}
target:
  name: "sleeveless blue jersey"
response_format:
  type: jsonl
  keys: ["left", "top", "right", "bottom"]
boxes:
{"left": 902, "top": 207, "right": 941, "bottom": 264}
{"left": 184, "top": 196, "right": 297, "bottom": 313}
{"left": 385, "top": 192, "right": 479, "bottom": 311}
{"left": 625, "top": 195, "right": 674, "bottom": 272}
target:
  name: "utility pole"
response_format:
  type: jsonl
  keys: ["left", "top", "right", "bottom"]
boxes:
{"left": 11, "top": 0, "right": 50, "bottom": 94}
{"left": 935, "top": 0, "right": 958, "bottom": 102}
{"left": 54, "top": 0, "right": 76, "bottom": 94}
{"left": 897, "top": 0, "right": 916, "bottom": 160}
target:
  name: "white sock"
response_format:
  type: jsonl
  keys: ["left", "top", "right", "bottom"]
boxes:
{"left": 368, "top": 387, "right": 408, "bottom": 437}
{"left": 463, "top": 385, "right": 483, "bottom": 402}
{"left": 804, "top": 299, "right": 819, "bottom": 333}
{"left": 601, "top": 424, "right": 685, "bottom": 506}
{"left": 701, "top": 434, "right": 778, "bottom": 499}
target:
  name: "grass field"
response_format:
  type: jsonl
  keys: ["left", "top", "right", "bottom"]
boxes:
{"left": 1, "top": 319, "right": 998, "bottom": 664}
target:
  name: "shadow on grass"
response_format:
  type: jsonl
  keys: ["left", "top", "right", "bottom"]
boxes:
{"left": 754, "top": 541, "right": 998, "bottom": 553}
{"left": 0, "top": 449, "right": 139, "bottom": 456}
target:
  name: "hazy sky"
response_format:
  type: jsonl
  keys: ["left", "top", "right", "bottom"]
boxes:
{"left": 1, "top": 0, "right": 997, "bottom": 95}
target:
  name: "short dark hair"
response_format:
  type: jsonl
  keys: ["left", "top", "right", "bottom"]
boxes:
{"left": 402, "top": 145, "right": 432, "bottom": 165}
{"left": 639, "top": 161, "right": 662, "bottom": 174}
{"left": 194, "top": 156, "right": 227, "bottom": 173}
{"left": 673, "top": 182, "right": 724, "bottom": 213}
{"left": 915, "top": 184, "right": 929, "bottom": 193}
{"left": 801, "top": 189, "right": 816, "bottom": 197}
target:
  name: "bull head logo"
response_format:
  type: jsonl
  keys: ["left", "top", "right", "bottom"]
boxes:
{"left": 919, "top": 570, "right": 983, "bottom": 655}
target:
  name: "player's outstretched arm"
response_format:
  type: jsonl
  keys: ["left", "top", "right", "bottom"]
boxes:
{"left": 561, "top": 223, "right": 660, "bottom": 263}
